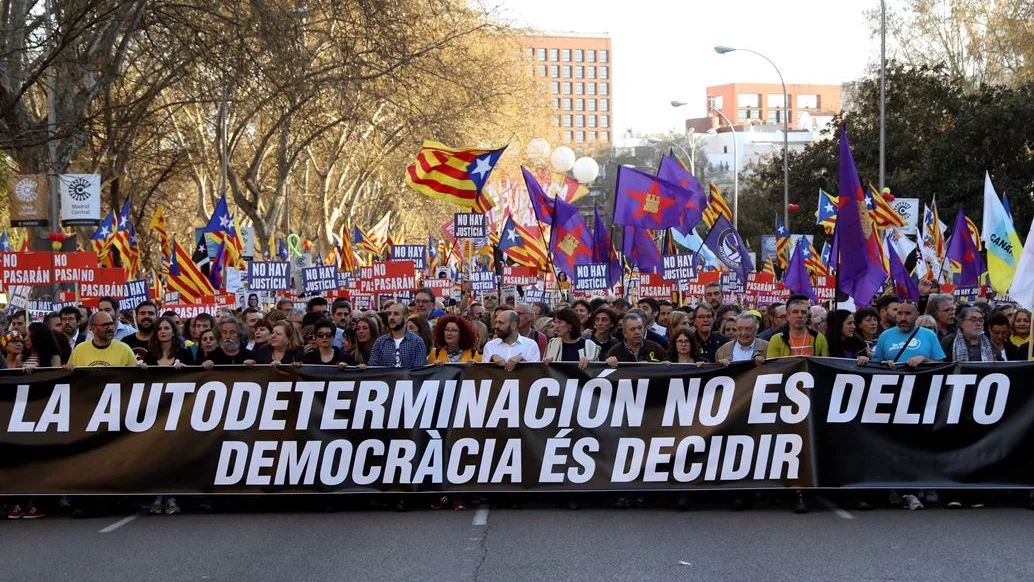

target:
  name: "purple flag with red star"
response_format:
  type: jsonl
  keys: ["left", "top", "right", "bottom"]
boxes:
{"left": 836, "top": 123, "right": 887, "bottom": 307}
{"left": 613, "top": 166, "right": 700, "bottom": 230}
{"left": 550, "top": 198, "right": 594, "bottom": 278}
{"left": 657, "top": 155, "right": 707, "bottom": 233}
{"left": 522, "top": 167, "right": 555, "bottom": 226}
{"left": 623, "top": 226, "right": 662, "bottom": 274}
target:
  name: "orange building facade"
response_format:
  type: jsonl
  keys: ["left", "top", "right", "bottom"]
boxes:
{"left": 706, "top": 83, "right": 842, "bottom": 127}
{"left": 522, "top": 32, "right": 613, "bottom": 152}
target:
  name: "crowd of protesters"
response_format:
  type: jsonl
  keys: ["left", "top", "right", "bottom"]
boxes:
{"left": 0, "top": 279, "right": 1031, "bottom": 518}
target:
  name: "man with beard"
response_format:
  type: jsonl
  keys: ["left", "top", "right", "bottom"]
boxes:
{"left": 369, "top": 302, "right": 427, "bottom": 368}
{"left": 121, "top": 301, "right": 159, "bottom": 361}
{"left": 201, "top": 317, "right": 257, "bottom": 367}
{"left": 59, "top": 306, "right": 86, "bottom": 349}
{"left": 483, "top": 310, "right": 541, "bottom": 370}
{"left": 65, "top": 312, "right": 140, "bottom": 369}
{"left": 95, "top": 296, "right": 136, "bottom": 340}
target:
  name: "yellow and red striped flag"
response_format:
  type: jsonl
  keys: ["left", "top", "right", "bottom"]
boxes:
{"left": 761, "top": 254, "right": 776, "bottom": 275}
{"left": 405, "top": 141, "right": 506, "bottom": 210}
{"left": 150, "top": 207, "right": 171, "bottom": 259}
{"left": 867, "top": 185, "right": 907, "bottom": 229}
{"left": 702, "top": 181, "right": 733, "bottom": 228}
{"left": 168, "top": 240, "right": 214, "bottom": 303}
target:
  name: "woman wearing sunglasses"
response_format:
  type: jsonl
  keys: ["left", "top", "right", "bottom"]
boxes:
{"left": 301, "top": 318, "right": 350, "bottom": 367}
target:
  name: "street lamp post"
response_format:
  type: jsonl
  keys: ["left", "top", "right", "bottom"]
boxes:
{"left": 671, "top": 99, "right": 739, "bottom": 228}
{"left": 648, "top": 134, "right": 695, "bottom": 175}
{"left": 715, "top": 45, "right": 789, "bottom": 229}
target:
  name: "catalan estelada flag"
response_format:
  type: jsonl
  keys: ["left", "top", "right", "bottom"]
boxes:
{"left": 405, "top": 141, "right": 506, "bottom": 212}
{"left": 702, "top": 181, "right": 733, "bottom": 228}
{"left": 169, "top": 239, "right": 214, "bottom": 303}
{"left": 866, "top": 185, "right": 906, "bottom": 229}
{"left": 775, "top": 214, "right": 790, "bottom": 269}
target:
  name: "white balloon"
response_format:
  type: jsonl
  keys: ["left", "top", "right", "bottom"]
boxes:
{"left": 526, "top": 138, "right": 551, "bottom": 163}
{"left": 550, "top": 146, "right": 576, "bottom": 173}
{"left": 572, "top": 157, "right": 600, "bottom": 184}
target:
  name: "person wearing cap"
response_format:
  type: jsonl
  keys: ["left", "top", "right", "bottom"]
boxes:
{"left": 2, "top": 330, "right": 24, "bottom": 369}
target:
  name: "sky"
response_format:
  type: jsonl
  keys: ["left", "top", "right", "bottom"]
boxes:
{"left": 493, "top": 0, "right": 878, "bottom": 135}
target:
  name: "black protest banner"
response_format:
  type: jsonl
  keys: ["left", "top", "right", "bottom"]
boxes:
{"left": 1, "top": 358, "right": 1032, "bottom": 495}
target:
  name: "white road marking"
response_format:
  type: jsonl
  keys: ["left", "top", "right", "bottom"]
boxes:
{"left": 98, "top": 514, "right": 139, "bottom": 533}
{"left": 817, "top": 497, "right": 855, "bottom": 520}
{"left": 472, "top": 506, "right": 490, "bottom": 526}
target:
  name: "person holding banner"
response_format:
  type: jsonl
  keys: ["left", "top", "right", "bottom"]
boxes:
{"left": 588, "top": 307, "right": 620, "bottom": 355}
{"left": 95, "top": 297, "right": 136, "bottom": 341}
{"left": 200, "top": 317, "right": 257, "bottom": 367}
{"left": 301, "top": 319, "right": 350, "bottom": 367}
{"left": 368, "top": 303, "right": 427, "bottom": 368}
{"left": 22, "top": 322, "right": 64, "bottom": 372}
{"left": 1011, "top": 309, "right": 1031, "bottom": 348}
{"left": 429, "top": 314, "right": 480, "bottom": 364}
{"left": 715, "top": 313, "right": 768, "bottom": 366}
{"left": 827, "top": 310, "right": 870, "bottom": 359}
{"left": 665, "top": 328, "right": 701, "bottom": 365}
{"left": 254, "top": 321, "right": 304, "bottom": 366}
{"left": 543, "top": 308, "right": 600, "bottom": 369}
{"left": 483, "top": 310, "right": 541, "bottom": 370}
{"left": 143, "top": 316, "right": 194, "bottom": 367}
{"left": 350, "top": 315, "right": 381, "bottom": 365}
{"left": 766, "top": 295, "right": 829, "bottom": 359}
{"left": 857, "top": 300, "right": 944, "bottom": 369}
{"left": 65, "top": 311, "right": 140, "bottom": 368}
{"left": 605, "top": 313, "right": 664, "bottom": 366}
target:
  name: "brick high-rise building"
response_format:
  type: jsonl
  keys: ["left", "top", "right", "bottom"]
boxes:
{"left": 705, "top": 83, "right": 842, "bottom": 128}
{"left": 522, "top": 31, "right": 613, "bottom": 152}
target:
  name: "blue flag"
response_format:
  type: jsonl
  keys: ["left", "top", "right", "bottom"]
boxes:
{"left": 783, "top": 240, "right": 817, "bottom": 303}
{"left": 702, "top": 215, "right": 754, "bottom": 280}
{"left": 497, "top": 215, "right": 524, "bottom": 253}
{"left": 0, "top": 230, "right": 10, "bottom": 252}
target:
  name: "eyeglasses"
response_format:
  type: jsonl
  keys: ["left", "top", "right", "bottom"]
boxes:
{"left": 316, "top": 331, "right": 334, "bottom": 339}
{"left": 963, "top": 317, "right": 984, "bottom": 323}
{"left": 96, "top": 322, "right": 115, "bottom": 328}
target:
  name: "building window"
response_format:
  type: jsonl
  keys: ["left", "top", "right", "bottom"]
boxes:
{"left": 561, "top": 48, "right": 571, "bottom": 61}
{"left": 586, "top": 82, "right": 596, "bottom": 95}
{"left": 798, "top": 94, "right": 819, "bottom": 109}
{"left": 589, "top": 131, "right": 597, "bottom": 140}
{"left": 551, "top": 81, "right": 560, "bottom": 94}
{"left": 563, "top": 82, "right": 571, "bottom": 94}
{"left": 563, "top": 115, "right": 572, "bottom": 127}
{"left": 575, "top": 66, "right": 583, "bottom": 79}
{"left": 574, "top": 98, "right": 583, "bottom": 110}
{"left": 709, "top": 95, "right": 723, "bottom": 110}
{"left": 563, "top": 98, "right": 572, "bottom": 110}
{"left": 587, "top": 50, "right": 596, "bottom": 62}
{"left": 575, "top": 131, "right": 585, "bottom": 142}
{"left": 550, "top": 65, "right": 559, "bottom": 77}
{"left": 574, "top": 49, "right": 583, "bottom": 62}
{"left": 537, "top": 48, "right": 547, "bottom": 61}
{"left": 562, "top": 65, "right": 571, "bottom": 77}
{"left": 549, "top": 48, "right": 558, "bottom": 62}
{"left": 537, "top": 65, "right": 547, "bottom": 76}
{"left": 737, "top": 108, "right": 757, "bottom": 121}
{"left": 737, "top": 93, "right": 760, "bottom": 108}
{"left": 564, "top": 130, "right": 573, "bottom": 142}
{"left": 588, "top": 115, "right": 596, "bottom": 127}
{"left": 767, "top": 94, "right": 785, "bottom": 108}
{"left": 527, "top": 48, "right": 535, "bottom": 58}
{"left": 600, "top": 50, "right": 609, "bottom": 63}
{"left": 575, "top": 82, "right": 583, "bottom": 95}
{"left": 552, "top": 98, "right": 560, "bottom": 109}
{"left": 601, "top": 99, "right": 609, "bottom": 111}
{"left": 599, "top": 66, "right": 608, "bottom": 79}
{"left": 587, "top": 99, "right": 596, "bottom": 111}
{"left": 600, "top": 83, "right": 608, "bottom": 96}
{"left": 767, "top": 109, "right": 790, "bottom": 123}
{"left": 601, "top": 131, "right": 609, "bottom": 141}
{"left": 587, "top": 66, "right": 595, "bottom": 79}
{"left": 554, "top": 115, "right": 560, "bottom": 126}
{"left": 600, "top": 115, "right": 609, "bottom": 128}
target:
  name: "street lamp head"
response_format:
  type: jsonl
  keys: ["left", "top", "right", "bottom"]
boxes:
{"left": 670, "top": 100, "right": 688, "bottom": 107}
{"left": 714, "top": 45, "right": 737, "bottom": 54}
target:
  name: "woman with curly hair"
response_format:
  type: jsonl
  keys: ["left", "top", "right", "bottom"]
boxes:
{"left": 665, "top": 327, "right": 700, "bottom": 364}
{"left": 429, "top": 314, "right": 480, "bottom": 364}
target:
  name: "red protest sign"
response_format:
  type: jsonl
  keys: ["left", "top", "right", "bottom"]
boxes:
{"left": 502, "top": 265, "right": 538, "bottom": 286}
{"left": 0, "top": 252, "right": 53, "bottom": 287}
{"left": 639, "top": 272, "right": 673, "bottom": 299}
{"left": 425, "top": 277, "right": 453, "bottom": 299}
{"left": 79, "top": 268, "right": 126, "bottom": 298}
{"left": 359, "top": 261, "right": 416, "bottom": 295}
{"left": 682, "top": 271, "right": 720, "bottom": 297}
{"left": 54, "top": 252, "right": 99, "bottom": 283}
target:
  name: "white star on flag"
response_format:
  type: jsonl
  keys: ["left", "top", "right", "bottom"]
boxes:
{"left": 99, "top": 226, "right": 110, "bottom": 238}
{"left": 119, "top": 216, "right": 128, "bottom": 229}
{"left": 470, "top": 156, "right": 492, "bottom": 179}
{"left": 506, "top": 227, "right": 519, "bottom": 243}
{"left": 219, "top": 214, "right": 232, "bottom": 230}
{"left": 824, "top": 203, "right": 834, "bottom": 213}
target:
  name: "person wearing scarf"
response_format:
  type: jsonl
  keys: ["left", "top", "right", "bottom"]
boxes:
{"left": 940, "top": 305, "right": 996, "bottom": 363}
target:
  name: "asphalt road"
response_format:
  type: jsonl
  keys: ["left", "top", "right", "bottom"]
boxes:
{"left": 1, "top": 495, "right": 1032, "bottom": 581}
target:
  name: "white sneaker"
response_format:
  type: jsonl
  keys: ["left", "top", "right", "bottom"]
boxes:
{"left": 149, "top": 498, "right": 163, "bottom": 515}
{"left": 165, "top": 498, "right": 181, "bottom": 515}
{"left": 903, "top": 494, "right": 924, "bottom": 510}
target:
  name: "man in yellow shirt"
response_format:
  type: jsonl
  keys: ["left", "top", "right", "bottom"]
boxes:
{"left": 65, "top": 311, "right": 139, "bottom": 369}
